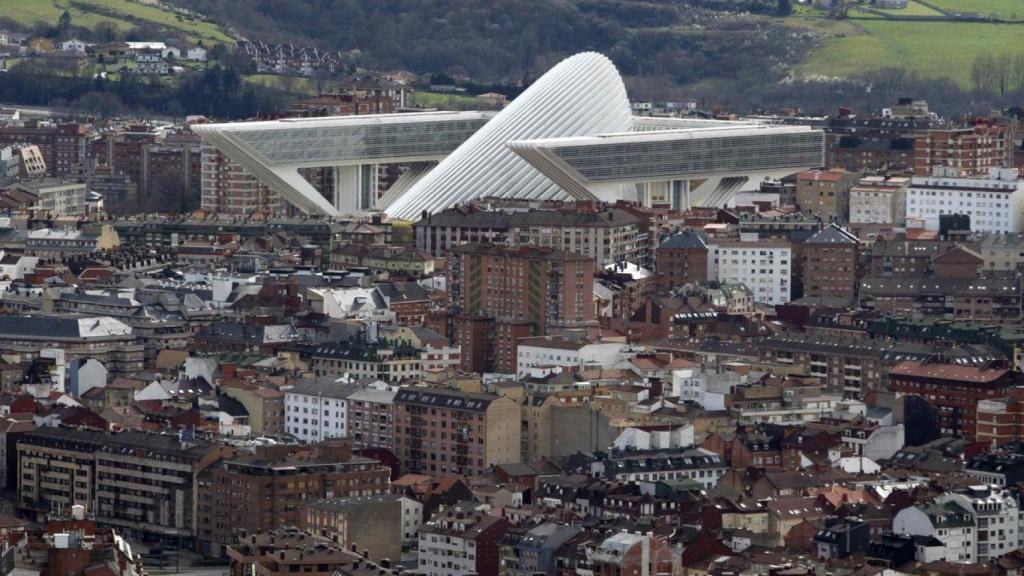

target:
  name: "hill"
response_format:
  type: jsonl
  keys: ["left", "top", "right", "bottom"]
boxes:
{"left": 0, "top": 0, "right": 232, "bottom": 44}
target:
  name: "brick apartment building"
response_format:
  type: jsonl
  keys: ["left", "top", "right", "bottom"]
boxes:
{"left": 0, "top": 121, "right": 90, "bottom": 176}
{"left": 88, "top": 127, "right": 201, "bottom": 211}
{"left": 197, "top": 440, "right": 391, "bottom": 555}
{"left": 393, "top": 388, "right": 521, "bottom": 478}
{"left": 890, "top": 360, "right": 1013, "bottom": 440}
{"left": 803, "top": 224, "right": 859, "bottom": 304}
{"left": 913, "top": 121, "right": 1015, "bottom": 177}
{"left": 448, "top": 243, "right": 595, "bottom": 374}
{"left": 654, "top": 230, "right": 708, "bottom": 293}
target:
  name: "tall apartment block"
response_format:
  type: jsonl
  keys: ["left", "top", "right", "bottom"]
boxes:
{"left": 447, "top": 243, "right": 595, "bottom": 374}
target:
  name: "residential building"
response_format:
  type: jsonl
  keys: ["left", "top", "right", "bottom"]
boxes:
{"left": 418, "top": 510, "right": 509, "bottom": 576}
{"left": 308, "top": 342, "right": 422, "bottom": 382}
{"left": 707, "top": 234, "right": 792, "bottom": 306}
{"left": 515, "top": 336, "right": 626, "bottom": 377}
{"left": 448, "top": 243, "right": 595, "bottom": 374}
{"left": 0, "top": 121, "right": 89, "bottom": 176}
{"left": 18, "top": 427, "right": 228, "bottom": 547}
{"left": 913, "top": 121, "right": 1015, "bottom": 177}
{"left": 345, "top": 384, "right": 397, "bottom": 450}
{"left": 890, "top": 360, "right": 1013, "bottom": 440}
{"left": 796, "top": 168, "right": 859, "bottom": 223}
{"left": 5, "top": 179, "right": 86, "bottom": 216}
{"left": 302, "top": 494, "right": 421, "bottom": 561}
{"left": 199, "top": 144, "right": 283, "bottom": 215}
{"left": 655, "top": 230, "right": 709, "bottom": 292}
{"left": 906, "top": 167, "right": 1024, "bottom": 233}
{"left": 198, "top": 441, "right": 391, "bottom": 555}
{"left": 283, "top": 378, "right": 364, "bottom": 443}
{"left": 937, "top": 486, "right": 1020, "bottom": 562}
{"left": 0, "top": 316, "right": 143, "bottom": 376}
{"left": 227, "top": 529, "right": 362, "bottom": 576}
{"left": 393, "top": 388, "right": 521, "bottom": 477}
{"left": 849, "top": 175, "right": 910, "bottom": 225}
{"left": 893, "top": 501, "right": 976, "bottom": 563}
{"left": 802, "top": 224, "right": 859, "bottom": 304}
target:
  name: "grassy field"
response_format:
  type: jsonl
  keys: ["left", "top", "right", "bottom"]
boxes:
{"left": 406, "top": 90, "right": 482, "bottom": 109}
{"left": 793, "top": 14, "right": 1024, "bottom": 86}
{"left": 244, "top": 74, "right": 320, "bottom": 95}
{"left": 0, "top": 0, "right": 232, "bottom": 44}
{"left": 925, "top": 0, "right": 1024, "bottom": 18}
{"left": 868, "top": 0, "right": 944, "bottom": 16}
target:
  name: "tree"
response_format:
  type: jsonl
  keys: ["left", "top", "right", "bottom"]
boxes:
{"left": 58, "top": 10, "right": 72, "bottom": 36}
{"left": 777, "top": 0, "right": 793, "bottom": 16}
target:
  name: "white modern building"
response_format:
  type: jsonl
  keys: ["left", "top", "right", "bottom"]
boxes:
{"left": 707, "top": 234, "right": 792, "bottom": 306}
{"left": 906, "top": 167, "right": 1024, "bottom": 233}
{"left": 516, "top": 336, "right": 627, "bottom": 377}
{"left": 194, "top": 52, "right": 824, "bottom": 219}
{"left": 283, "top": 378, "right": 363, "bottom": 442}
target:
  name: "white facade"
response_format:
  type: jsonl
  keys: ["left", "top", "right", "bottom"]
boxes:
{"left": 707, "top": 235, "right": 791, "bottom": 305}
{"left": 387, "top": 52, "right": 633, "bottom": 221}
{"left": 284, "top": 384, "right": 354, "bottom": 443}
{"left": 937, "top": 487, "right": 1021, "bottom": 562}
{"left": 906, "top": 167, "right": 1024, "bottom": 233}
{"left": 842, "top": 424, "right": 905, "bottom": 461}
{"left": 516, "top": 339, "right": 626, "bottom": 377}
{"left": 59, "top": 39, "right": 87, "bottom": 53}
{"left": 186, "top": 47, "right": 207, "bottom": 61}
{"left": 893, "top": 503, "right": 975, "bottom": 563}
{"left": 612, "top": 425, "right": 694, "bottom": 451}
{"left": 849, "top": 176, "right": 909, "bottom": 224}
{"left": 670, "top": 366, "right": 706, "bottom": 403}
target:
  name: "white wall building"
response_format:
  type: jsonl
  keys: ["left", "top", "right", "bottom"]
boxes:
{"left": 936, "top": 486, "right": 1021, "bottom": 562}
{"left": 893, "top": 501, "right": 976, "bottom": 563}
{"left": 283, "top": 378, "right": 363, "bottom": 443}
{"left": 612, "top": 424, "right": 694, "bottom": 451}
{"left": 516, "top": 336, "right": 626, "bottom": 377}
{"left": 841, "top": 423, "right": 905, "bottom": 461}
{"left": 906, "top": 167, "right": 1024, "bottom": 233}
{"left": 670, "top": 365, "right": 706, "bottom": 403}
{"left": 849, "top": 175, "right": 909, "bottom": 225}
{"left": 707, "top": 235, "right": 791, "bottom": 305}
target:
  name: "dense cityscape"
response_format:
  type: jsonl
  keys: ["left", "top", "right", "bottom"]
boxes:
{"left": 4, "top": 2, "right": 1024, "bottom": 575}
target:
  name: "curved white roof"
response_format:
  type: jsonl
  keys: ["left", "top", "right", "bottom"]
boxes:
{"left": 384, "top": 52, "right": 632, "bottom": 221}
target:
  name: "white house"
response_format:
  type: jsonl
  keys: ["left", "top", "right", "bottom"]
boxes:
{"left": 707, "top": 234, "right": 792, "bottom": 305}
{"left": 283, "top": 377, "right": 363, "bottom": 443}
{"left": 134, "top": 53, "right": 169, "bottom": 75}
{"left": 612, "top": 424, "right": 694, "bottom": 451}
{"left": 58, "top": 39, "right": 88, "bottom": 54}
{"left": 516, "top": 336, "right": 626, "bottom": 377}
{"left": 841, "top": 423, "right": 905, "bottom": 461}
{"left": 906, "top": 167, "right": 1024, "bottom": 233}
{"left": 670, "top": 364, "right": 706, "bottom": 403}
{"left": 306, "top": 286, "right": 395, "bottom": 323}
{"left": 186, "top": 46, "right": 207, "bottom": 61}
{"left": 160, "top": 46, "right": 181, "bottom": 60}
{"left": 0, "top": 253, "right": 39, "bottom": 280}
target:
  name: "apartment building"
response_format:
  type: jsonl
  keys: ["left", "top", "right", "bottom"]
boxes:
{"left": 418, "top": 511, "right": 509, "bottom": 576}
{"left": 654, "top": 230, "right": 709, "bottom": 293}
{"left": 227, "top": 529, "right": 362, "bottom": 576}
{"left": 890, "top": 360, "right": 1013, "bottom": 440}
{"left": 707, "top": 234, "right": 792, "bottom": 306}
{"left": 796, "top": 168, "right": 860, "bottom": 223}
{"left": 0, "top": 121, "right": 89, "bottom": 176}
{"left": 198, "top": 442, "right": 390, "bottom": 555}
{"left": 906, "top": 167, "right": 1024, "bottom": 233}
{"left": 892, "top": 501, "right": 976, "bottom": 563}
{"left": 17, "top": 428, "right": 226, "bottom": 547}
{"left": 416, "top": 206, "right": 646, "bottom": 267}
{"left": 308, "top": 342, "right": 423, "bottom": 382}
{"left": 393, "top": 388, "right": 521, "bottom": 477}
{"left": 913, "top": 121, "right": 1015, "bottom": 177}
{"left": 849, "top": 175, "right": 910, "bottom": 225}
{"left": 345, "top": 384, "right": 398, "bottom": 450}
{"left": 937, "top": 486, "right": 1021, "bottom": 562}
{"left": 803, "top": 224, "right": 859, "bottom": 304}
{"left": 448, "top": 243, "right": 594, "bottom": 374}
{"left": 199, "top": 144, "right": 283, "bottom": 215}
{"left": 0, "top": 315, "right": 143, "bottom": 376}
{"left": 283, "top": 378, "right": 364, "bottom": 443}
{"left": 302, "top": 494, "right": 421, "bottom": 562}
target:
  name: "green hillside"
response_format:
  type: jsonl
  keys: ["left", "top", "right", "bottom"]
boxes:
{"left": 0, "top": 0, "right": 232, "bottom": 43}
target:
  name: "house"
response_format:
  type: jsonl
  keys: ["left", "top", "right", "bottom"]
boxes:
{"left": 186, "top": 47, "right": 207, "bottom": 61}
{"left": 161, "top": 46, "right": 181, "bottom": 60}
{"left": 58, "top": 39, "right": 87, "bottom": 54}
{"left": 135, "top": 53, "right": 169, "bottom": 75}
